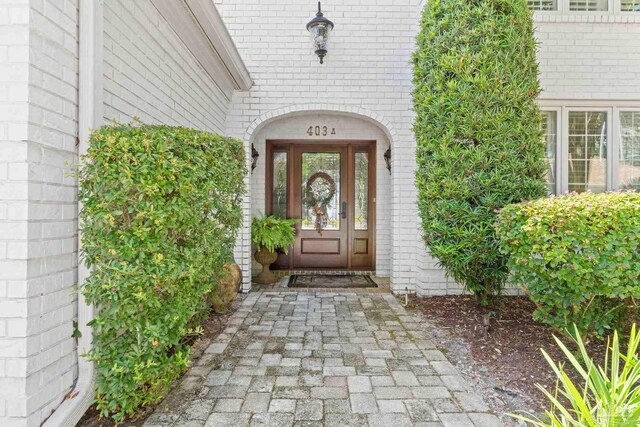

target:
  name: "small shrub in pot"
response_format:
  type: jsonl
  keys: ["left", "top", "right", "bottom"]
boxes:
{"left": 251, "top": 214, "right": 297, "bottom": 284}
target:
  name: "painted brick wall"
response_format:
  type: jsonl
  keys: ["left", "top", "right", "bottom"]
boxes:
{"left": 535, "top": 14, "right": 640, "bottom": 101}
{"left": 0, "top": 0, "right": 79, "bottom": 426}
{"left": 0, "top": 1, "right": 30, "bottom": 424}
{"left": 102, "top": 0, "right": 233, "bottom": 133}
{"left": 216, "top": 0, "right": 423, "bottom": 292}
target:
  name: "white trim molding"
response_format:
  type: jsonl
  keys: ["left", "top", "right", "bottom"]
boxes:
{"left": 150, "top": 0, "right": 253, "bottom": 92}
{"left": 42, "top": 1, "right": 103, "bottom": 426}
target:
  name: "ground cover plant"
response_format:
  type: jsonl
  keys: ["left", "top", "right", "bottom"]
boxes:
{"left": 78, "top": 124, "right": 246, "bottom": 421}
{"left": 512, "top": 325, "right": 640, "bottom": 426}
{"left": 412, "top": 0, "right": 548, "bottom": 305}
{"left": 497, "top": 192, "right": 640, "bottom": 339}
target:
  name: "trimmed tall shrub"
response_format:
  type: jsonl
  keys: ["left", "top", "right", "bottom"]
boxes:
{"left": 496, "top": 192, "right": 640, "bottom": 338}
{"left": 78, "top": 124, "right": 246, "bottom": 420}
{"left": 412, "top": 0, "right": 548, "bottom": 304}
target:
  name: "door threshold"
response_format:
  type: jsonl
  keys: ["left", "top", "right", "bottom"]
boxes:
{"left": 276, "top": 270, "right": 376, "bottom": 276}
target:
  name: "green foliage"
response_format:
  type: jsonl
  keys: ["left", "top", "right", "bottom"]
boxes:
{"left": 251, "top": 213, "right": 297, "bottom": 253}
{"left": 412, "top": 0, "right": 548, "bottom": 305}
{"left": 512, "top": 325, "right": 640, "bottom": 426}
{"left": 78, "top": 124, "right": 246, "bottom": 421}
{"left": 496, "top": 192, "right": 640, "bottom": 338}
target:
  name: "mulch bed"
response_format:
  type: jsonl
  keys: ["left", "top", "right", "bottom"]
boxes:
{"left": 76, "top": 296, "right": 243, "bottom": 427}
{"left": 404, "top": 295, "right": 607, "bottom": 418}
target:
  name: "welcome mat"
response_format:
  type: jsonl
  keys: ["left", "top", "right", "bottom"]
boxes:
{"left": 287, "top": 274, "right": 378, "bottom": 288}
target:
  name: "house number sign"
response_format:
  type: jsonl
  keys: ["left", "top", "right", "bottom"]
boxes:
{"left": 307, "top": 125, "right": 336, "bottom": 137}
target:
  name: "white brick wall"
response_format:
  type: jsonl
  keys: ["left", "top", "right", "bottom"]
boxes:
{"left": 535, "top": 14, "right": 640, "bottom": 101}
{"left": 103, "top": 0, "right": 233, "bottom": 132}
{"left": 219, "top": 0, "right": 640, "bottom": 296}
{"left": 217, "top": 0, "right": 423, "bottom": 292}
{"left": 0, "top": 0, "right": 79, "bottom": 426}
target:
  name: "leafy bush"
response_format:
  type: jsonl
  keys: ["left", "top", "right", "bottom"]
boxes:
{"left": 78, "top": 124, "right": 246, "bottom": 421}
{"left": 412, "top": 0, "right": 547, "bottom": 305}
{"left": 512, "top": 325, "right": 640, "bottom": 426}
{"left": 496, "top": 192, "right": 640, "bottom": 338}
{"left": 251, "top": 213, "right": 297, "bottom": 253}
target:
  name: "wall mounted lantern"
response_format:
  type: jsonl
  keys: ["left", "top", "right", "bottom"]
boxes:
{"left": 384, "top": 147, "right": 391, "bottom": 174}
{"left": 306, "top": 2, "right": 334, "bottom": 64}
{"left": 251, "top": 144, "right": 259, "bottom": 172}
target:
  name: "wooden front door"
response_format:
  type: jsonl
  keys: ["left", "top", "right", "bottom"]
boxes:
{"left": 266, "top": 140, "right": 376, "bottom": 270}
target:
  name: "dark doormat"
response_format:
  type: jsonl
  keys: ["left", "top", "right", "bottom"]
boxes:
{"left": 287, "top": 274, "right": 378, "bottom": 288}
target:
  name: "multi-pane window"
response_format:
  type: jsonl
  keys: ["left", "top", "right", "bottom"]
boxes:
{"left": 619, "top": 112, "right": 640, "bottom": 190}
{"left": 527, "top": 0, "right": 558, "bottom": 10}
{"left": 542, "top": 111, "right": 558, "bottom": 194}
{"left": 621, "top": 0, "right": 640, "bottom": 11}
{"left": 569, "top": 0, "right": 608, "bottom": 10}
{"left": 567, "top": 111, "right": 608, "bottom": 193}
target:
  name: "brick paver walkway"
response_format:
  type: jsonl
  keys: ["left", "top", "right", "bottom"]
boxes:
{"left": 144, "top": 281, "right": 502, "bottom": 427}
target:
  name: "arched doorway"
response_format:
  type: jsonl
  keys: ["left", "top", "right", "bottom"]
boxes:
{"left": 244, "top": 106, "right": 395, "bottom": 277}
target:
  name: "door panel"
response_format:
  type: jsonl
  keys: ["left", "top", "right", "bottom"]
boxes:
{"left": 293, "top": 146, "right": 348, "bottom": 268}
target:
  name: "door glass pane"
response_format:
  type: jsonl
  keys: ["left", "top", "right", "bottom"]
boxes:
{"left": 527, "top": 0, "right": 557, "bottom": 10}
{"left": 569, "top": 0, "right": 608, "bottom": 11}
{"left": 272, "top": 151, "right": 287, "bottom": 218}
{"left": 354, "top": 152, "right": 368, "bottom": 230}
{"left": 620, "top": 112, "right": 640, "bottom": 190}
{"left": 301, "top": 153, "right": 340, "bottom": 231}
{"left": 568, "top": 111, "right": 607, "bottom": 193}
{"left": 621, "top": 0, "right": 640, "bottom": 11}
{"left": 542, "top": 111, "right": 558, "bottom": 194}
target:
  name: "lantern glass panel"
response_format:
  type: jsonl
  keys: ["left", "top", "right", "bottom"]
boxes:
{"left": 310, "top": 24, "right": 329, "bottom": 51}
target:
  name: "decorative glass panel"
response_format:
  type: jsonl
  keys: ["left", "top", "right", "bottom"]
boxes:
{"left": 619, "top": 112, "right": 640, "bottom": 190}
{"left": 542, "top": 111, "right": 558, "bottom": 194}
{"left": 354, "top": 152, "right": 368, "bottom": 230}
{"left": 569, "top": 0, "right": 608, "bottom": 11}
{"left": 301, "top": 153, "right": 340, "bottom": 232}
{"left": 272, "top": 152, "right": 287, "bottom": 218}
{"left": 527, "top": 0, "right": 557, "bottom": 10}
{"left": 621, "top": 0, "right": 640, "bottom": 11}
{"left": 568, "top": 111, "right": 607, "bottom": 193}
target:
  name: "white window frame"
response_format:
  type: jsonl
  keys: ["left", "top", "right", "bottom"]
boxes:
{"left": 614, "top": 107, "right": 640, "bottom": 189}
{"left": 530, "top": 0, "right": 629, "bottom": 15}
{"left": 540, "top": 107, "right": 563, "bottom": 194}
{"left": 567, "top": 0, "right": 612, "bottom": 12}
{"left": 562, "top": 106, "right": 613, "bottom": 193}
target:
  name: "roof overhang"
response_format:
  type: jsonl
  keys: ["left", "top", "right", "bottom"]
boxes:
{"left": 150, "top": 0, "right": 253, "bottom": 93}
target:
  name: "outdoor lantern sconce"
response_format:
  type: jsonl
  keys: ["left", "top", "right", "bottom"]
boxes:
{"left": 251, "top": 144, "right": 259, "bottom": 172}
{"left": 384, "top": 147, "right": 391, "bottom": 174}
{"left": 306, "top": 2, "right": 334, "bottom": 64}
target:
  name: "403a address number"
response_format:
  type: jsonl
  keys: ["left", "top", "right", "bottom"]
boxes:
{"left": 307, "top": 126, "right": 336, "bottom": 137}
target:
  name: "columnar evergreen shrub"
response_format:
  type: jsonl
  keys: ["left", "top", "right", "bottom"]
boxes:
{"left": 78, "top": 124, "right": 246, "bottom": 420}
{"left": 412, "top": 0, "right": 547, "bottom": 304}
{"left": 496, "top": 192, "right": 640, "bottom": 338}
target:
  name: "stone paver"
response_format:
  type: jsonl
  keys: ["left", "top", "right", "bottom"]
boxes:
{"left": 143, "top": 278, "right": 503, "bottom": 426}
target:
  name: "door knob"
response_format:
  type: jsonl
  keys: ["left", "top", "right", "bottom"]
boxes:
{"left": 340, "top": 201, "right": 347, "bottom": 219}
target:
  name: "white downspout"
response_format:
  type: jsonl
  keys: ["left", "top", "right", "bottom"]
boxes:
{"left": 43, "top": 1, "right": 102, "bottom": 426}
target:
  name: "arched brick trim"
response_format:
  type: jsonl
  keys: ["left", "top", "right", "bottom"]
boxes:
{"left": 243, "top": 104, "right": 398, "bottom": 146}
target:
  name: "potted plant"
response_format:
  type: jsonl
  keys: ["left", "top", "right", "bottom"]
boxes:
{"left": 251, "top": 214, "right": 297, "bottom": 284}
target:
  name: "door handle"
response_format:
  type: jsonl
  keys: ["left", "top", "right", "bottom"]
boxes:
{"left": 340, "top": 202, "right": 347, "bottom": 219}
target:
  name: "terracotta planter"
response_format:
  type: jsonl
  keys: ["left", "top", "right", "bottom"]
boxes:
{"left": 254, "top": 246, "right": 279, "bottom": 284}
{"left": 210, "top": 262, "right": 242, "bottom": 313}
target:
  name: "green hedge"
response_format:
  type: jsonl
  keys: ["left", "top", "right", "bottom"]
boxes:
{"left": 412, "top": 0, "right": 547, "bottom": 304}
{"left": 78, "top": 124, "right": 246, "bottom": 420}
{"left": 496, "top": 192, "right": 640, "bottom": 338}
